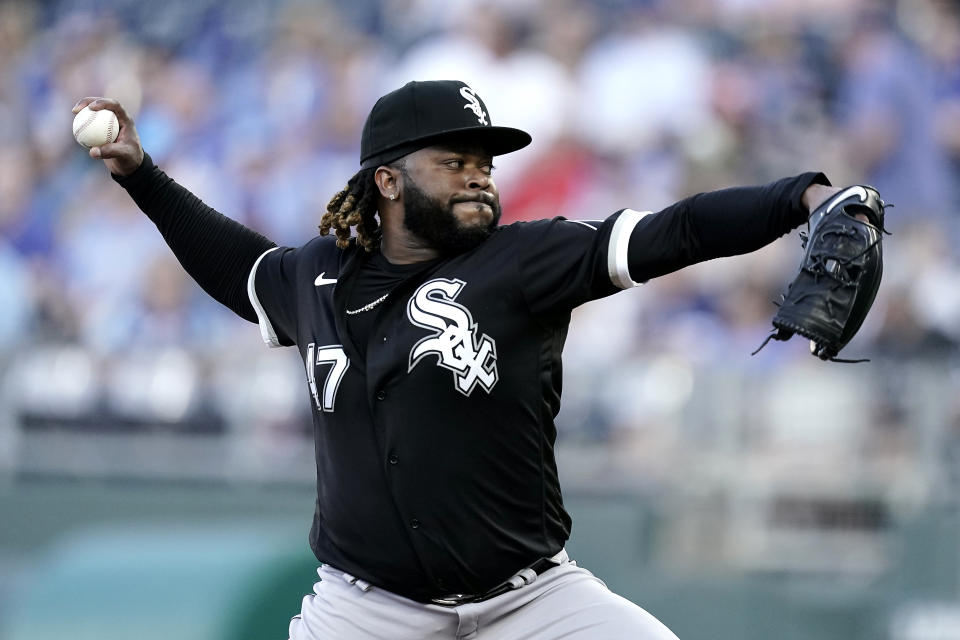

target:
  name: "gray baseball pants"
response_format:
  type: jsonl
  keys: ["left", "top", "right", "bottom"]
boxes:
{"left": 287, "top": 550, "right": 680, "bottom": 639}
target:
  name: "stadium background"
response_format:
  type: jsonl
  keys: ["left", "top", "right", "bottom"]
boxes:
{"left": 2, "top": 0, "right": 960, "bottom": 637}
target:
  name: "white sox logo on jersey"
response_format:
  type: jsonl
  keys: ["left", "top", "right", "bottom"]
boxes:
{"left": 407, "top": 278, "right": 498, "bottom": 396}
{"left": 460, "top": 87, "right": 488, "bottom": 125}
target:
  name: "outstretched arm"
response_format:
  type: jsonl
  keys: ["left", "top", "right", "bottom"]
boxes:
{"left": 73, "top": 97, "right": 275, "bottom": 323}
{"left": 625, "top": 173, "right": 841, "bottom": 283}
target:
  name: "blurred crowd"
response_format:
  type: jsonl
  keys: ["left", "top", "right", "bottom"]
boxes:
{"left": 1, "top": 0, "right": 959, "bottom": 466}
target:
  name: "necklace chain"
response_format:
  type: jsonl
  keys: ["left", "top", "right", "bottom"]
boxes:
{"left": 345, "top": 293, "right": 390, "bottom": 315}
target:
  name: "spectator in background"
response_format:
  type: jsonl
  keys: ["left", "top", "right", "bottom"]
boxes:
{"left": 56, "top": 182, "right": 166, "bottom": 353}
{"left": 834, "top": 6, "right": 953, "bottom": 220}
{"left": 924, "top": 0, "right": 960, "bottom": 212}
{"left": 394, "top": 1, "right": 577, "bottom": 197}
{"left": 873, "top": 284, "right": 958, "bottom": 360}
{"left": 0, "top": 239, "right": 31, "bottom": 350}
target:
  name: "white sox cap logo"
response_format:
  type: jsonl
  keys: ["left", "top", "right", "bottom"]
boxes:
{"left": 407, "top": 278, "right": 498, "bottom": 396}
{"left": 460, "top": 87, "right": 488, "bottom": 126}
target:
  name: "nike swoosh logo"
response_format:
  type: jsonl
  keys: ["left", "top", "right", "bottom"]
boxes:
{"left": 825, "top": 186, "right": 869, "bottom": 215}
{"left": 314, "top": 272, "right": 337, "bottom": 286}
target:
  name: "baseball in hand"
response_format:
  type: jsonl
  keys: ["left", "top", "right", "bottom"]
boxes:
{"left": 72, "top": 106, "right": 119, "bottom": 149}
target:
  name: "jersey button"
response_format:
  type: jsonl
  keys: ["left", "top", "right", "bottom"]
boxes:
{"left": 410, "top": 518, "right": 421, "bottom": 529}
{"left": 388, "top": 454, "right": 399, "bottom": 465}
{"left": 376, "top": 390, "right": 386, "bottom": 401}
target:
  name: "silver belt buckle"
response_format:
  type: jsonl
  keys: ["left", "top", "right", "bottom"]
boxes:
{"left": 428, "top": 550, "right": 566, "bottom": 607}
{"left": 429, "top": 593, "right": 475, "bottom": 607}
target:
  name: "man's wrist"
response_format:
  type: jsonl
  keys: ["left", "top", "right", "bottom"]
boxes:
{"left": 111, "top": 152, "right": 155, "bottom": 188}
{"left": 802, "top": 183, "right": 842, "bottom": 213}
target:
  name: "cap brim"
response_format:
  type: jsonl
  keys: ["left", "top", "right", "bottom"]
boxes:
{"left": 361, "top": 126, "right": 532, "bottom": 169}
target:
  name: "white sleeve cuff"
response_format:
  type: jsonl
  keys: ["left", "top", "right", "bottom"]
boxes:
{"left": 607, "top": 209, "right": 651, "bottom": 289}
{"left": 247, "top": 247, "right": 283, "bottom": 348}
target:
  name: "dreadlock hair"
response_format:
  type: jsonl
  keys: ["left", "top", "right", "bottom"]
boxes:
{"left": 319, "top": 167, "right": 381, "bottom": 251}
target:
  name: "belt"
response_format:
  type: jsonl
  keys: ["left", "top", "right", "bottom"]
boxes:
{"left": 428, "top": 550, "right": 566, "bottom": 607}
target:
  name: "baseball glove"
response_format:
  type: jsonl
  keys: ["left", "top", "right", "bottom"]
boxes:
{"left": 754, "top": 185, "right": 887, "bottom": 362}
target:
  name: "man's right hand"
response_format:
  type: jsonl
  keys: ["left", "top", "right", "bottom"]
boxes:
{"left": 72, "top": 97, "right": 144, "bottom": 177}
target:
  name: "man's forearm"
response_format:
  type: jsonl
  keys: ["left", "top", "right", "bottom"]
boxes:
{"left": 113, "top": 153, "right": 277, "bottom": 322}
{"left": 626, "top": 172, "right": 830, "bottom": 282}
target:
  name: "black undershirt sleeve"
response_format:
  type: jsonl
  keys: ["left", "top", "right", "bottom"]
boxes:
{"left": 627, "top": 171, "right": 829, "bottom": 282}
{"left": 112, "top": 153, "right": 277, "bottom": 323}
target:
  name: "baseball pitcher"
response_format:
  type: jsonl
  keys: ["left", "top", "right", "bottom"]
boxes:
{"left": 74, "top": 79, "right": 884, "bottom": 639}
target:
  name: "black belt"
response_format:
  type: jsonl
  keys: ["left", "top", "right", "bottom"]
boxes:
{"left": 428, "top": 556, "right": 560, "bottom": 607}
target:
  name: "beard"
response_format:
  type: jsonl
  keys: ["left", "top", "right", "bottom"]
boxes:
{"left": 400, "top": 170, "right": 501, "bottom": 256}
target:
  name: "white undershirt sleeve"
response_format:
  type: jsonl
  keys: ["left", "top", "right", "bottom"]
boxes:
{"left": 606, "top": 209, "right": 651, "bottom": 289}
{"left": 247, "top": 247, "right": 283, "bottom": 348}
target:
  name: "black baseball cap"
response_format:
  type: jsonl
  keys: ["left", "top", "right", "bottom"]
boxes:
{"left": 359, "top": 80, "right": 532, "bottom": 169}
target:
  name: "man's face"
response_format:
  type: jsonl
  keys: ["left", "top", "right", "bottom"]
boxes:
{"left": 397, "top": 144, "right": 501, "bottom": 255}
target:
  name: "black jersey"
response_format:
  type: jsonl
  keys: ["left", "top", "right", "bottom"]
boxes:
{"left": 114, "top": 150, "right": 822, "bottom": 602}
{"left": 248, "top": 211, "right": 645, "bottom": 601}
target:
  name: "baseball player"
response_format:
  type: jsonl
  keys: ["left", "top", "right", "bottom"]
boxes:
{"left": 74, "top": 80, "right": 844, "bottom": 639}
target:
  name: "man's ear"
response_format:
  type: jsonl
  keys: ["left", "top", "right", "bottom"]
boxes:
{"left": 374, "top": 165, "right": 400, "bottom": 200}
